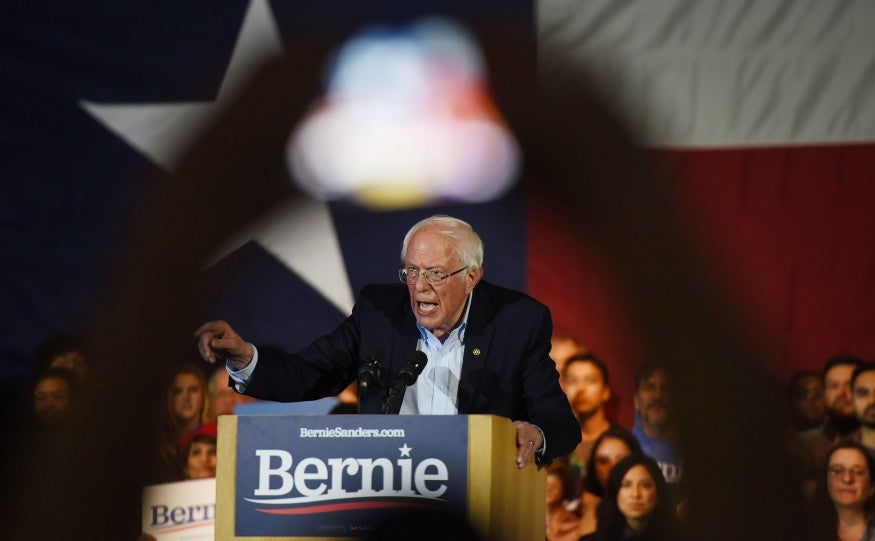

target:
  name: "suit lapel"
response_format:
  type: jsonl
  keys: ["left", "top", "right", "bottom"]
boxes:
{"left": 458, "top": 282, "right": 495, "bottom": 413}
{"left": 386, "top": 301, "right": 420, "bottom": 413}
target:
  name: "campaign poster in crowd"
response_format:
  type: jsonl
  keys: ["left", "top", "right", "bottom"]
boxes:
{"left": 142, "top": 478, "right": 216, "bottom": 540}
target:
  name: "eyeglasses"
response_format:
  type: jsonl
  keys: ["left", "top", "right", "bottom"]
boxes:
{"left": 399, "top": 266, "right": 467, "bottom": 286}
{"left": 827, "top": 466, "right": 869, "bottom": 478}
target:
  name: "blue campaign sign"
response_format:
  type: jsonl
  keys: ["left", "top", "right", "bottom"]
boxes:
{"left": 235, "top": 415, "right": 469, "bottom": 537}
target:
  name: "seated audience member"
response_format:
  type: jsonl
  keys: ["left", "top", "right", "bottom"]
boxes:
{"left": 787, "top": 370, "right": 827, "bottom": 433}
{"left": 33, "top": 331, "right": 90, "bottom": 382}
{"left": 157, "top": 363, "right": 210, "bottom": 481}
{"left": 32, "top": 366, "right": 79, "bottom": 426}
{"left": 550, "top": 334, "right": 587, "bottom": 388}
{"left": 586, "top": 454, "right": 682, "bottom": 541}
{"left": 577, "top": 426, "right": 643, "bottom": 537}
{"left": 632, "top": 363, "right": 682, "bottom": 505}
{"left": 179, "top": 422, "right": 218, "bottom": 480}
{"left": 563, "top": 353, "right": 633, "bottom": 494}
{"left": 546, "top": 461, "right": 582, "bottom": 541}
{"left": 810, "top": 441, "right": 875, "bottom": 541}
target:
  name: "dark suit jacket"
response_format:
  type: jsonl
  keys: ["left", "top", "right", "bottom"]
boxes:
{"left": 244, "top": 280, "right": 580, "bottom": 462}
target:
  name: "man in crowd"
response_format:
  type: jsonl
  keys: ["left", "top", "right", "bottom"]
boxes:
{"left": 550, "top": 334, "right": 587, "bottom": 392}
{"left": 851, "top": 362, "right": 875, "bottom": 462}
{"left": 32, "top": 366, "right": 79, "bottom": 426}
{"left": 195, "top": 215, "right": 580, "bottom": 467}
{"left": 785, "top": 370, "right": 826, "bottom": 433}
{"left": 792, "top": 355, "right": 864, "bottom": 495}
{"left": 562, "top": 352, "right": 633, "bottom": 491}
{"left": 631, "top": 363, "right": 682, "bottom": 504}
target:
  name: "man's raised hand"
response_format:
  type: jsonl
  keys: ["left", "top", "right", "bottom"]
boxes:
{"left": 194, "top": 320, "right": 254, "bottom": 370}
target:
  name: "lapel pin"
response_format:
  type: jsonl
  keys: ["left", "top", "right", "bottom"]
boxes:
{"left": 472, "top": 348, "right": 481, "bottom": 356}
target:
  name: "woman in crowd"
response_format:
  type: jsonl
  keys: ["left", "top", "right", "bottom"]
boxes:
{"left": 546, "top": 461, "right": 581, "bottom": 541}
{"left": 811, "top": 441, "right": 875, "bottom": 541}
{"left": 577, "top": 427, "right": 643, "bottom": 537}
{"left": 157, "top": 363, "right": 210, "bottom": 481}
{"left": 179, "top": 422, "right": 218, "bottom": 480}
{"left": 587, "top": 453, "right": 680, "bottom": 541}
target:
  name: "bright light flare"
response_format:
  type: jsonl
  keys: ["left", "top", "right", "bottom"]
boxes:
{"left": 287, "top": 18, "right": 520, "bottom": 209}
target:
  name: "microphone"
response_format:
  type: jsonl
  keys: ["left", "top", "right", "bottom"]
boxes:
{"left": 357, "top": 351, "right": 383, "bottom": 391}
{"left": 380, "top": 351, "right": 428, "bottom": 414}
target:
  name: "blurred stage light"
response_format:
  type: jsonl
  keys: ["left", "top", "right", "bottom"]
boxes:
{"left": 287, "top": 17, "right": 520, "bottom": 209}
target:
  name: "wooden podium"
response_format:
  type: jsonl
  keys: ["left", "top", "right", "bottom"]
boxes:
{"left": 216, "top": 414, "right": 546, "bottom": 540}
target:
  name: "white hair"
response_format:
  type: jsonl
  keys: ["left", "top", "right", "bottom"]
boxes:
{"left": 400, "top": 215, "right": 484, "bottom": 269}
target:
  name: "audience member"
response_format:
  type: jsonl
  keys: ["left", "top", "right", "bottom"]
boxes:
{"left": 632, "top": 363, "right": 682, "bottom": 505}
{"left": 586, "top": 454, "right": 682, "bottom": 541}
{"left": 157, "top": 363, "right": 210, "bottom": 482}
{"left": 810, "top": 441, "right": 875, "bottom": 541}
{"left": 563, "top": 353, "right": 632, "bottom": 493}
{"left": 851, "top": 363, "right": 875, "bottom": 462}
{"left": 33, "top": 331, "right": 90, "bottom": 381}
{"left": 795, "top": 356, "right": 865, "bottom": 491}
{"left": 550, "top": 334, "right": 587, "bottom": 388}
{"left": 577, "top": 426, "right": 643, "bottom": 537}
{"left": 32, "top": 366, "right": 79, "bottom": 426}
{"left": 179, "top": 422, "right": 218, "bottom": 480}
{"left": 787, "top": 370, "right": 827, "bottom": 432}
{"left": 546, "top": 461, "right": 582, "bottom": 541}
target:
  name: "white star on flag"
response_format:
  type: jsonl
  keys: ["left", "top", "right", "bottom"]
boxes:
{"left": 79, "top": 0, "right": 354, "bottom": 315}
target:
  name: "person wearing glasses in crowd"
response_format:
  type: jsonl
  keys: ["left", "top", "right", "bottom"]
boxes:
{"left": 194, "top": 215, "right": 580, "bottom": 467}
{"left": 811, "top": 441, "right": 875, "bottom": 541}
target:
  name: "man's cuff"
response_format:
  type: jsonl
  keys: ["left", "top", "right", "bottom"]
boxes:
{"left": 227, "top": 344, "right": 258, "bottom": 393}
{"left": 533, "top": 424, "right": 546, "bottom": 456}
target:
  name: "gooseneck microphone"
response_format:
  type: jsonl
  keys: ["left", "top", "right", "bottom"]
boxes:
{"left": 357, "top": 351, "right": 383, "bottom": 391}
{"left": 380, "top": 351, "right": 428, "bottom": 414}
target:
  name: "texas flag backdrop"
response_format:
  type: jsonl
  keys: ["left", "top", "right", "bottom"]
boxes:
{"left": 2, "top": 0, "right": 874, "bottom": 428}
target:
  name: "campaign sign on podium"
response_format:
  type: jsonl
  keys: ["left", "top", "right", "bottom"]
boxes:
{"left": 233, "top": 415, "right": 469, "bottom": 537}
{"left": 218, "top": 414, "right": 546, "bottom": 540}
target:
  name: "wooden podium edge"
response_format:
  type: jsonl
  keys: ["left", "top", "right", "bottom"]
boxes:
{"left": 467, "top": 415, "right": 546, "bottom": 541}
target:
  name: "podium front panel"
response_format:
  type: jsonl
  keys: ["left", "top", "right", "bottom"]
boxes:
{"left": 217, "top": 414, "right": 545, "bottom": 540}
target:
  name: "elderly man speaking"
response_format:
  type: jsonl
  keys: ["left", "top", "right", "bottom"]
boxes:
{"left": 195, "top": 214, "right": 579, "bottom": 468}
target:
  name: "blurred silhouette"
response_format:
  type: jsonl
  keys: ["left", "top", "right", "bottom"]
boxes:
{"left": 32, "top": 366, "right": 80, "bottom": 427}
{"left": 2, "top": 12, "right": 820, "bottom": 541}
{"left": 33, "top": 331, "right": 90, "bottom": 382}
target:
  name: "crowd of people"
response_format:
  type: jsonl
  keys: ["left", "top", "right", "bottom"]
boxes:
{"left": 25, "top": 326, "right": 875, "bottom": 541}
{"left": 545, "top": 341, "right": 875, "bottom": 541}
{"left": 26, "top": 323, "right": 871, "bottom": 541}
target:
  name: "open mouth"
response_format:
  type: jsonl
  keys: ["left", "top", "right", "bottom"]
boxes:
{"left": 417, "top": 301, "right": 438, "bottom": 314}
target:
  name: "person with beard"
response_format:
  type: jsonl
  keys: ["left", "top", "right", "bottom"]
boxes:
{"left": 794, "top": 356, "right": 865, "bottom": 499}
{"left": 562, "top": 353, "right": 634, "bottom": 495}
{"left": 631, "top": 363, "right": 682, "bottom": 507}
{"left": 851, "top": 363, "right": 875, "bottom": 462}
